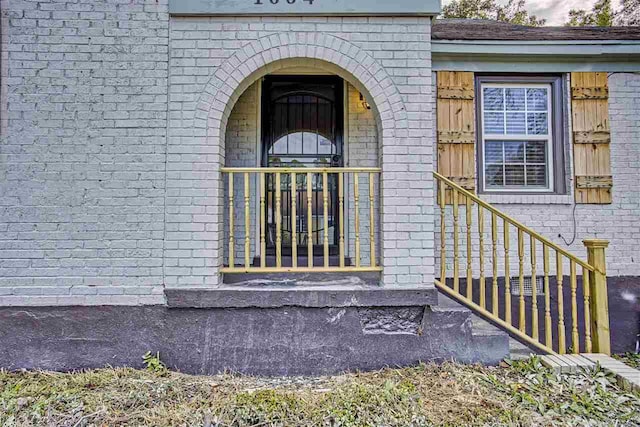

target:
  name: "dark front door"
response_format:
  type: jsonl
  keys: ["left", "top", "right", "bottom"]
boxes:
{"left": 262, "top": 76, "right": 344, "bottom": 256}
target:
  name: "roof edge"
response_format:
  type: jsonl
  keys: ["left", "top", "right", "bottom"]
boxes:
{"left": 432, "top": 19, "right": 640, "bottom": 42}
{"left": 432, "top": 32, "right": 640, "bottom": 72}
{"left": 432, "top": 39, "right": 640, "bottom": 57}
{"left": 434, "top": 39, "right": 640, "bottom": 46}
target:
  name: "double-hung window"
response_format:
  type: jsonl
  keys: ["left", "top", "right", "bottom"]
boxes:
{"left": 478, "top": 77, "right": 564, "bottom": 194}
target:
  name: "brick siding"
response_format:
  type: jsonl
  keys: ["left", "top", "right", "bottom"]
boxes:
{"left": 0, "top": 0, "right": 169, "bottom": 305}
{"left": 2, "top": 2, "right": 635, "bottom": 307}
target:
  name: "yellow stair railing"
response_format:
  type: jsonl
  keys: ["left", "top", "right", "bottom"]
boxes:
{"left": 434, "top": 172, "right": 611, "bottom": 355}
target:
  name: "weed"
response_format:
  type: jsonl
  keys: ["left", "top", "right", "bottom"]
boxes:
{"left": 142, "top": 351, "right": 168, "bottom": 375}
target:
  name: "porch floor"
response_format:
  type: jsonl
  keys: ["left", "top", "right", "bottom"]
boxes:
{"left": 223, "top": 271, "right": 378, "bottom": 286}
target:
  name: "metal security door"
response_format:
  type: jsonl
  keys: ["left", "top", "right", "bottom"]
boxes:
{"left": 262, "top": 76, "right": 344, "bottom": 255}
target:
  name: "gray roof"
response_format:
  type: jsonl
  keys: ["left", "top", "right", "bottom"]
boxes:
{"left": 433, "top": 19, "right": 640, "bottom": 41}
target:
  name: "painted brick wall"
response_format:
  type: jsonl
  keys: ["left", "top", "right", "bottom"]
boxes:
{"left": 3, "top": 3, "right": 637, "bottom": 307}
{"left": 0, "top": 0, "right": 169, "bottom": 305}
{"left": 166, "top": 16, "right": 435, "bottom": 287}
{"left": 435, "top": 72, "right": 640, "bottom": 279}
{"left": 1, "top": 10, "right": 434, "bottom": 304}
{"left": 346, "top": 83, "right": 379, "bottom": 267}
{"left": 224, "top": 81, "right": 258, "bottom": 264}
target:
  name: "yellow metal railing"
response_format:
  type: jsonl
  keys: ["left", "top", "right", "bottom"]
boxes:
{"left": 434, "top": 172, "right": 611, "bottom": 355}
{"left": 222, "top": 167, "right": 382, "bottom": 274}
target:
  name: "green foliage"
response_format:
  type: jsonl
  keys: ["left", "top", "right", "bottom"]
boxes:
{"left": 442, "top": 0, "right": 497, "bottom": 20}
{"left": 443, "top": 0, "right": 638, "bottom": 27}
{"left": 567, "top": 0, "right": 614, "bottom": 27}
{"left": 317, "top": 380, "right": 426, "bottom": 426}
{"left": 567, "top": 0, "right": 640, "bottom": 27}
{"left": 142, "top": 351, "right": 168, "bottom": 375}
{"left": 487, "top": 356, "right": 640, "bottom": 425}
{"left": 617, "top": 0, "right": 640, "bottom": 26}
{"left": 614, "top": 352, "right": 640, "bottom": 369}
{"left": 592, "top": 0, "right": 615, "bottom": 26}
{"left": 227, "top": 380, "right": 427, "bottom": 426}
{"left": 495, "top": 0, "right": 546, "bottom": 26}
{"left": 441, "top": 0, "right": 546, "bottom": 26}
{"left": 231, "top": 389, "right": 308, "bottom": 425}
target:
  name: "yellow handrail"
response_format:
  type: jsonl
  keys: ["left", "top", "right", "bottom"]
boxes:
{"left": 436, "top": 279, "right": 558, "bottom": 355}
{"left": 434, "top": 171, "right": 609, "bottom": 355}
{"left": 434, "top": 172, "right": 595, "bottom": 272}
{"left": 221, "top": 167, "right": 381, "bottom": 173}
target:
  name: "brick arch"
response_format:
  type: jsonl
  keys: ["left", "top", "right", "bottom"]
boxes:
{"left": 183, "top": 32, "right": 415, "bottom": 286}
{"left": 193, "top": 32, "right": 407, "bottom": 152}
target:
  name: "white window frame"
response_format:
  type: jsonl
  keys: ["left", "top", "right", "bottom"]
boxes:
{"left": 480, "top": 82, "right": 555, "bottom": 193}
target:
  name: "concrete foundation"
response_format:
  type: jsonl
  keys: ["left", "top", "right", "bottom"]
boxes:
{"left": 1, "top": 275, "right": 635, "bottom": 375}
{"left": 0, "top": 286, "right": 509, "bottom": 376}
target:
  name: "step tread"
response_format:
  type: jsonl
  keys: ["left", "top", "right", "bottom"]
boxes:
{"left": 436, "top": 290, "right": 537, "bottom": 360}
{"left": 471, "top": 315, "right": 506, "bottom": 337}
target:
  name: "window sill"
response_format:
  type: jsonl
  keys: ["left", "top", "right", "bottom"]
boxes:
{"left": 480, "top": 193, "right": 573, "bottom": 205}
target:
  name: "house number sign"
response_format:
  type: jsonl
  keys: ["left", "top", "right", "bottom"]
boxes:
{"left": 169, "top": 0, "right": 440, "bottom": 16}
{"left": 254, "top": 0, "right": 315, "bottom": 4}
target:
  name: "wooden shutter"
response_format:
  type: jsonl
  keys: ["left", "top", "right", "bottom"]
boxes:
{"left": 437, "top": 71, "right": 475, "bottom": 203}
{"left": 571, "top": 72, "right": 612, "bottom": 204}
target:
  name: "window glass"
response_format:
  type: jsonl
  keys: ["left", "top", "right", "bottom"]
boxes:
{"left": 268, "top": 94, "right": 338, "bottom": 160}
{"left": 527, "top": 88, "right": 548, "bottom": 110}
{"left": 484, "top": 111, "right": 505, "bottom": 134}
{"left": 483, "top": 140, "right": 548, "bottom": 188}
{"left": 483, "top": 88, "right": 503, "bottom": 110}
{"left": 506, "top": 112, "right": 525, "bottom": 134}
{"left": 481, "top": 83, "right": 553, "bottom": 192}
{"left": 527, "top": 113, "right": 548, "bottom": 135}
{"left": 505, "top": 88, "right": 525, "bottom": 111}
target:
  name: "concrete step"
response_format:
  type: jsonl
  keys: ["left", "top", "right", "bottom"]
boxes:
{"left": 437, "top": 290, "right": 535, "bottom": 362}
{"left": 435, "top": 291, "right": 510, "bottom": 363}
{"left": 509, "top": 337, "right": 536, "bottom": 360}
{"left": 223, "top": 271, "right": 381, "bottom": 286}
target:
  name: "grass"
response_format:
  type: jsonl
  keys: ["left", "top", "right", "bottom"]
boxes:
{"left": 1, "top": 357, "right": 639, "bottom": 426}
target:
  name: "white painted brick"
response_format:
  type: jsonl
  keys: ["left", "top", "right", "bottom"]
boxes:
{"left": 4, "top": 9, "right": 441, "bottom": 302}
{"left": 1, "top": 0, "right": 169, "bottom": 305}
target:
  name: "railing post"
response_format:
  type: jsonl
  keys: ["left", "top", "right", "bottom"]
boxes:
{"left": 583, "top": 239, "right": 610, "bottom": 355}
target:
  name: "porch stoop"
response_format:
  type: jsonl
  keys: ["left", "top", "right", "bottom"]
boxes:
{"left": 161, "top": 279, "right": 511, "bottom": 375}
